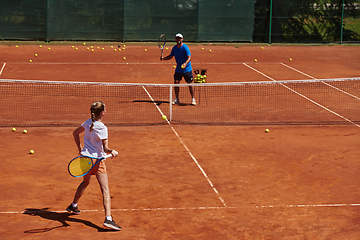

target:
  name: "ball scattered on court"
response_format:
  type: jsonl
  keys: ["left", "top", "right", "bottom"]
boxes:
{"left": 29, "top": 150, "right": 34, "bottom": 154}
{"left": 91, "top": 49, "right": 94, "bottom": 52}
{"left": 29, "top": 60, "right": 32, "bottom": 63}
{"left": 265, "top": 129, "right": 269, "bottom": 133}
{"left": 83, "top": 42, "right": 86, "bottom": 45}
{"left": 75, "top": 47, "right": 78, "bottom": 50}
{"left": 144, "top": 49, "right": 147, "bottom": 52}
{"left": 35, "top": 54, "right": 38, "bottom": 57}
{"left": 209, "top": 49, "right": 212, "bottom": 52}
{"left": 254, "top": 59, "right": 257, "bottom": 62}
{"left": 173, "top": 65, "right": 176, "bottom": 68}
{"left": 162, "top": 115, "right": 167, "bottom": 120}
{"left": 114, "top": 49, "right": 117, "bottom": 51}
{"left": 23, "top": 129, "right": 27, "bottom": 134}
{"left": 123, "top": 57, "right": 126, "bottom": 60}
{"left": 12, "top": 128, "right": 16, "bottom": 132}
{"left": 39, "top": 45, "right": 42, "bottom": 48}
{"left": 72, "top": 46, "right": 74, "bottom": 48}
{"left": 261, "top": 47, "right": 264, "bottom": 49}
{"left": 16, "top": 45, "right": 18, "bottom": 48}
{"left": 201, "top": 47, "right": 204, "bottom": 50}
{"left": 289, "top": 58, "right": 292, "bottom": 61}
{"left": 48, "top": 47, "right": 50, "bottom": 50}
{"left": 111, "top": 46, "right": 113, "bottom": 48}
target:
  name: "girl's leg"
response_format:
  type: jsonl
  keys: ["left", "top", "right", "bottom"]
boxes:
{"left": 73, "top": 173, "right": 91, "bottom": 203}
{"left": 96, "top": 173, "right": 111, "bottom": 217}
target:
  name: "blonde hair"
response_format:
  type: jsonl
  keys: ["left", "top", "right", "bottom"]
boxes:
{"left": 90, "top": 101, "right": 105, "bottom": 131}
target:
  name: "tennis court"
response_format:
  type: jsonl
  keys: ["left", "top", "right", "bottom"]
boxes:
{"left": 1, "top": 43, "right": 360, "bottom": 239}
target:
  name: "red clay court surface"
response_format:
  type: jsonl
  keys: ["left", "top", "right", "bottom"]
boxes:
{"left": 1, "top": 43, "right": 360, "bottom": 239}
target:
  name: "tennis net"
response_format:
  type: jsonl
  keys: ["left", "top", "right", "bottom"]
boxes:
{"left": 1, "top": 78, "right": 360, "bottom": 127}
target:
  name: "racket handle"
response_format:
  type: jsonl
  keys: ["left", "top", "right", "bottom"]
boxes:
{"left": 105, "top": 154, "right": 113, "bottom": 159}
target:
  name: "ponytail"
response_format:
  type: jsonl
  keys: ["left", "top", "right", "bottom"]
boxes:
{"left": 89, "top": 101, "right": 105, "bottom": 131}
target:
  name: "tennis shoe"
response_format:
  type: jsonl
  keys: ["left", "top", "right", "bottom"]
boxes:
{"left": 191, "top": 98, "right": 196, "bottom": 106}
{"left": 66, "top": 204, "right": 81, "bottom": 214}
{"left": 172, "top": 98, "right": 180, "bottom": 105}
{"left": 103, "top": 219, "right": 122, "bottom": 231}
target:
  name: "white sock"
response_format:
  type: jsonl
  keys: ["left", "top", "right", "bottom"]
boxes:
{"left": 72, "top": 203, "right": 77, "bottom": 207}
{"left": 106, "top": 216, "right": 112, "bottom": 221}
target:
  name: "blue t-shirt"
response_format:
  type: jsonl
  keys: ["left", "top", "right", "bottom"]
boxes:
{"left": 170, "top": 44, "right": 192, "bottom": 73}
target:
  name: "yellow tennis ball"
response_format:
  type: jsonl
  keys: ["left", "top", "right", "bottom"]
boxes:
{"left": 83, "top": 42, "right": 86, "bottom": 45}
{"left": 181, "top": 65, "right": 185, "bottom": 69}
{"left": 72, "top": 46, "right": 74, "bottom": 48}
{"left": 23, "top": 129, "right": 27, "bottom": 134}
{"left": 162, "top": 115, "right": 167, "bottom": 120}
{"left": 15, "top": 45, "right": 18, "bottom": 48}
{"left": 254, "top": 59, "right": 257, "bottom": 62}
{"left": 166, "top": 47, "right": 168, "bottom": 50}
{"left": 289, "top": 58, "right": 292, "bottom": 61}
{"left": 209, "top": 49, "right": 212, "bottom": 52}
{"left": 144, "top": 49, "right": 147, "bottom": 52}
{"left": 75, "top": 47, "right": 78, "bottom": 50}
{"left": 39, "top": 45, "right": 42, "bottom": 48}
{"left": 261, "top": 47, "right": 264, "bottom": 49}
{"left": 123, "top": 57, "right": 126, "bottom": 60}
{"left": 29, "top": 60, "right": 32, "bottom": 63}
{"left": 35, "top": 54, "right": 38, "bottom": 57}
{"left": 201, "top": 47, "right": 204, "bottom": 50}
{"left": 111, "top": 46, "right": 114, "bottom": 48}
{"left": 48, "top": 47, "right": 50, "bottom": 50}
{"left": 265, "top": 129, "right": 269, "bottom": 133}
{"left": 29, "top": 150, "right": 34, "bottom": 154}
{"left": 173, "top": 65, "right": 176, "bottom": 68}
{"left": 12, "top": 128, "right": 16, "bottom": 132}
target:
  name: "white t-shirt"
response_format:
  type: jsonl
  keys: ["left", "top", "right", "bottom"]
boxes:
{"left": 81, "top": 118, "right": 108, "bottom": 158}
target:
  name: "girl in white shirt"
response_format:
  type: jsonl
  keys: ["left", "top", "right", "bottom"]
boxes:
{"left": 67, "top": 101, "right": 121, "bottom": 231}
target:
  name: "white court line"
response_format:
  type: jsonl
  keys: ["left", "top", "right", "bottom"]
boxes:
{"left": 2, "top": 203, "right": 360, "bottom": 214}
{"left": 243, "top": 63, "right": 360, "bottom": 128}
{"left": 7, "top": 61, "right": 280, "bottom": 65}
{"left": 281, "top": 63, "right": 360, "bottom": 101}
{"left": 0, "top": 63, "right": 6, "bottom": 75}
{"left": 141, "top": 86, "right": 227, "bottom": 207}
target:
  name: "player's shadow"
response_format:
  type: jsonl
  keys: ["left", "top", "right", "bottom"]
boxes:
{"left": 23, "top": 208, "right": 116, "bottom": 233}
{"left": 133, "top": 100, "right": 169, "bottom": 106}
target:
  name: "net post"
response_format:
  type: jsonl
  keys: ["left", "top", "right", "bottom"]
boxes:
{"left": 269, "top": 0, "right": 273, "bottom": 44}
{"left": 169, "top": 85, "right": 173, "bottom": 121}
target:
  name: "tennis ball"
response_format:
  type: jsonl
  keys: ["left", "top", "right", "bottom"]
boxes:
{"left": 111, "top": 46, "right": 114, "bottom": 48}
{"left": 39, "top": 45, "right": 42, "bottom": 48}
{"left": 173, "top": 65, "right": 176, "bottom": 68}
{"left": 75, "top": 47, "right": 78, "bottom": 50}
{"left": 29, "top": 150, "right": 34, "bottom": 154}
{"left": 83, "top": 42, "right": 86, "bottom": 45}
{"left": 123, "top": 57, "right": 126, "bottom": 60}
{"left": 91, "top": 49, "right": 94, "bottom": 52}
{"left": 72, "top": 46, "right": 74, "bottom": 48}
{"left": 254, "top": 59, "right": 257, "bottom": 62}
{"left": 261, "top": 47, "right": 264, "bottom": 49}
{"left": 181, "top": 65, "right": 185, "bottom": 69}
{"left": 197, "top": 74, "right": 201, "bottom": 78}
{"left": 12, "top": 128, "right": 16, "bottom": 132}
{"left": 35, "top": 54, "right": 38, "bottom": 57}
{"left": 29, "top": 60, "right": 32, "bottom": 63}
{"left": 202, "top": 80, "right": 206, "bottom": 83}
{"left": 144, "top": 49, "right": 147, "bottom": 52}
{"left": 87, "top": 47, "right": 89, "bottom": 50}
{"left": 209, "top": 49, "right": 212, "bottom": 52}
{"left": 97, "top": 47, "right": 100, "bottom": 49}
{"left": 162, "top": 115, "right": 167, "bottom": 120}
{"left": 265, "top": 129, "right": 269, "bottom": 133}
{"left": 122, "top": 47, "right": 125, "bottom": 50}
{"left": 23, "top": 129, "right": 27, "bottom": 134}
{"left": 201, "top": 47, "right": 204, "bottom": 50}
{"left": 166, "top": 47, "right": 168, "bottom": 50}
{"left": 289, "top": 58, "right": 292, "bottom": 61}
{"left": 102, "top": 47, "right": 104, "bottom": 50}
{"left": 16, "top": 45, "right": 18, "bottom": 48}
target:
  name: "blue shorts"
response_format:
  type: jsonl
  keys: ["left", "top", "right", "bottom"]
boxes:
{"left": 174, "top": 71, "right": 193, "bottom": 83}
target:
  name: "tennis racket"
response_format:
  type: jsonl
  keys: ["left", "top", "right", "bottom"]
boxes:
{"left": 158, "top": 34, "right": 166, "bottom": 58}
{"left": 68, "top": 154, "right": 112, "bottom": 177}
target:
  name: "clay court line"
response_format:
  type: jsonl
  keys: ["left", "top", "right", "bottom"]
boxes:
{"left": 243, "top": 63, "right": 360, "bottom": 128}
{"left": 0, "top": 63, "right": 6, "bottom": 76}
{"left": 2, "top": 203, "right": 360, "bottom": 214}
{"left": 281, "top": 62, "right": 360, "bottom": 101}
{"left": 141, "top": 86, "right": 227, "bottom": 207}
{"left": 8, "top": 62, "right": 280, "bottom": 65}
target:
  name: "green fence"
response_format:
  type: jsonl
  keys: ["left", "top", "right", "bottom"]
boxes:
{"left": 0, "top": 0, "right": 255, "bottom": 42}
{"left": 0, "top": 0, "right": 359, "bottom": 43}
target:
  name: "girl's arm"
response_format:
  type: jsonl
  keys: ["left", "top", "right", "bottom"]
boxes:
{"left": 102, "top": 139, "right": 118, "bottom": 158}
{"left": 73, "top": 126, "right": 84, "bottom": 155}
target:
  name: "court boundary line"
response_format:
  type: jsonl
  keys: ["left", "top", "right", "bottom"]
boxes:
{"left": 141, "top": 86, "right": 227, "bottom": 207}
{"left": 0, "top": 63, "right": 6, "bottom": 76}
{"left": 5, "top": 62, "right": 281, "bottom": 65}
{"left": 243, "top": 63, "right": 360, "bottom": 128}
{"left": 2, "top": 203, "right": 360, "bottom": 214}
{"left": 281, "top": 62, "right": 360, "bottom": 101}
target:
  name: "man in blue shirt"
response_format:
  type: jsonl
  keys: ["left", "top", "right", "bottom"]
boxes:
{"left": 160, "top": 33, "right": 196, "bottom": 106}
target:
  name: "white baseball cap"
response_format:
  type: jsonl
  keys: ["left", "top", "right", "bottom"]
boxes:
{"left": 175, "top": 33, "right": 183, "bottom": 38}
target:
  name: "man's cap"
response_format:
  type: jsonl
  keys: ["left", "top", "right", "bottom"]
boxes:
{"left": 175, "top": 33, "right": 183, "bottom": 38}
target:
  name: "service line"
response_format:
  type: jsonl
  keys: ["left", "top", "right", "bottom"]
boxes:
{"left": 0, "top": 63, "right": 6, "bottom": 76}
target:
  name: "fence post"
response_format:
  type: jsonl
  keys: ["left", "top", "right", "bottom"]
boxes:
{"left": 340, "top": 0, "right": 345, "bottom": 44}
{"left": 269, "top": 0, "right": 273, "bottom": 44}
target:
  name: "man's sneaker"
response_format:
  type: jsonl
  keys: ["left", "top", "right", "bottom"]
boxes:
{"left": 66, "top": 204, "right": 81, "bottom": 214}
{"left": 172, "top": 98, "right": 180, "bottom": 105}
{"left": 103, "top": 219, "right": 122, "bottom": 231}
{"left": 191, "top": 98, "right": 196, "bottom": 106}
